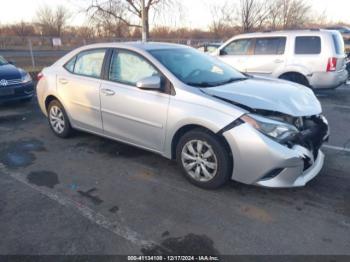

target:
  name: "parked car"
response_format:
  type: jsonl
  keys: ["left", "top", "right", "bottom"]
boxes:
{"left": 346, "top": 53, "right": 350, "bottom": 79}
{"left": 0, "top": 56, "right": 34, "bottom": 103}
{"left": 215, "top": 29, "right": 348, "bottom": 89}
{"left": 197, "top": 43, "right": 222, "bottom": 54}
{"left": 325, "top": 26, "right": 350, "bottom": 42}
{"left": 37, "top": 42, "right": 329, "bottom": 189}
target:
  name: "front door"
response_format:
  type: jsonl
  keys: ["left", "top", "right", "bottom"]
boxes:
{"left": 217, "top": 38, "right": 254, "bottom": 72}
{"left": 100, "top": 49, "right": 170, "bottom": 152}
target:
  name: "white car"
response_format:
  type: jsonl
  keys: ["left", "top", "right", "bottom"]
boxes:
{"left": 215, "top": 29, "right": 348, "bottom": 89}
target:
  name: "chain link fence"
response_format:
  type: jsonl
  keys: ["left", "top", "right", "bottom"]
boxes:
{"left": 1, "top": 35, "right": 349, "bottom": 74}
{"left": 0, "top": 36, "right": 220, "bottom": 71}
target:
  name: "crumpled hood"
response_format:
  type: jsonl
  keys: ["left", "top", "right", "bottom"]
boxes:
{"left": 202, "top": 76, "right": 322, "bottom": 117}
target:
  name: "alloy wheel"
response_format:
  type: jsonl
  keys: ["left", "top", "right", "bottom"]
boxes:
{"left": 181, "top": 139, "right": 218, "bottom": 182}
{"left": 49, "top": 105, "right": 65, "bottom": 134}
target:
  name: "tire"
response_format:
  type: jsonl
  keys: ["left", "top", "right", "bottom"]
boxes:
{"left": 280, "top": 73, "right": 310, "bottom": 87}
{"left": 176, "top": 129, "right": 232, "bottom": 189}
{"left": 47, "top": 100, "right": 72, "bottom": 138}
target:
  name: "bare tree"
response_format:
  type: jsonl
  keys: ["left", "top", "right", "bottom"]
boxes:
{"left": 11, "top": 21, "right": 35, "bottom": 38}
{"left": 36, "top": 5, "right": 71, "bottom": 36}
{"left": 209, "top": 1, "right": 237, "bottom": 37}
{"left": 55, "top": 6, "right": 72, "bottom": 37}
{"left": 86, "top": 0, "right": 177, "bottom": 40}
{"left": 239, "top": 0, "right": 269, "bottom": 33}
{"left": 266, "top": 0, "right": 311, "bottom": 30}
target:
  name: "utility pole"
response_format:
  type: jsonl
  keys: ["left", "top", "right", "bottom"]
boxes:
{"left": 141, "top": 0, "right": 147, "bottom": 42}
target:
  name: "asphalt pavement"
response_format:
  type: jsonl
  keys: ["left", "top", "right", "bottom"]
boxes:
{"left": 0, "top": 85, "right": 349, "bottom": 255}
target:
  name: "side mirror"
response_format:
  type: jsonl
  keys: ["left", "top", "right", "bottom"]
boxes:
{"left": 8, "top": 60, "right": 15, "bottom": 65}
{"left": 219, "top": 49, "right": 227, "bottom": 56}
{"left": 136, "top": 75, "right": 161, "bottom": 90}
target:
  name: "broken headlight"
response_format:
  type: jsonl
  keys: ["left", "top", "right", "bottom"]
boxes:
{"left": 241, "top": 114, "right": 298, "bottom": 141}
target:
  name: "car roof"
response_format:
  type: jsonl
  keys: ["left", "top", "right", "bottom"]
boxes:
{"left": 326, "top": 26, "right": 350, "bottom": 29}
{"left": 76, "top": 42, "right": 189, "bottom": 52}
{"left": 232, "top": 29, "right": 337, "bottom": 38}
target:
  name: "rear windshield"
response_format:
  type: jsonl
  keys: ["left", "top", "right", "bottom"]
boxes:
{"left": 332, "top": 33, "right": 345, "bottom": 55}
{"left": 295, "top": 36, "right": 321, "bottom": 54}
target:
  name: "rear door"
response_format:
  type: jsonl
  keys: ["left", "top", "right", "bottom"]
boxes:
{"left": 217, "top": 38, "right": 253, "bottom": 72}
{"left": 245, "top": 37, "right": 287, "bottom": 76}
{"left": 56, "top": 49, "right": 106, "bottom": 133}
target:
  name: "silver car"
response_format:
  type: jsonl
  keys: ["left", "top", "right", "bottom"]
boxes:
{"left": 37, "top": 42, "right": 329, "bottom": 189}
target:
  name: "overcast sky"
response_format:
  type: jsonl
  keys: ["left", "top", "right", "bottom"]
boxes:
{"left": 0, "top": 0, "right": 349, "bottom": 28}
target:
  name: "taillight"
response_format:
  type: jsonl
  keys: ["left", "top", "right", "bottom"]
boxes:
{"left": 37, "top": 72, "right": 44, "bottom": 81}
{"left": 327, "top": 57, "right": 337, "bottom": 72}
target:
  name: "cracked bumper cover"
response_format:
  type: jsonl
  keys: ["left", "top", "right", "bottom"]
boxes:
{"left": 223, "top": 123, "right": 326, "bottom": 188}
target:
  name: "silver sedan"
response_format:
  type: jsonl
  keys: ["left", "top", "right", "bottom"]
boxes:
{"left": 36, "top": 42, "right": 329, "bottom": 189}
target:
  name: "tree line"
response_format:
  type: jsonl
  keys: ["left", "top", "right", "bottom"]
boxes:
{"left": 0, "top": 0, "right": 345, "bottom": 41}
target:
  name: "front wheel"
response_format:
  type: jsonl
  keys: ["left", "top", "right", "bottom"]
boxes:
{"left": 47, "top": 100, "right": 72, "bottom": 138}
{"left": 176, "top": 129, "right": 232, "bottom": 189}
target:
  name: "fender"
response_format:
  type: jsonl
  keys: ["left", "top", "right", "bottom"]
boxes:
{"left": 273, "top": 64, "right": 312, "bottom": 79}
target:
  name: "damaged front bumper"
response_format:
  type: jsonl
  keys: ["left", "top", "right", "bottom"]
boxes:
{"left": 223, "top": 116, "right": 329, "bottom": 188}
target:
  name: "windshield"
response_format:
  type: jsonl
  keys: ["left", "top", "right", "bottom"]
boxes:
{"left": 149, "top": 48, "right": 247, "bottom": 87}
{"left": 0, "top": 56, "right": 8, "bottom": 66}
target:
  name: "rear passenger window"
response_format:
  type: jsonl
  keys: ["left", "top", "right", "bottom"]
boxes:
{"left": 254, "top": 37, "right": 286, "bottom": 55}
{"left": 295, "top": 36, "right": 321, "bottom": 54}
{"left": 64, "top": 57, "right": 76, "bottom": 72}
{"left": 223, "top": 39, "right": 253, "bottom": 55}
{"left": 74, "top": 49, "right": 106, "bottom": 78}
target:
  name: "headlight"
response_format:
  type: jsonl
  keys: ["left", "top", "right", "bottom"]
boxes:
{"left": 21, "top": 73, "right": 32, "bottom": 83}
{"left": 241, "top": 114, "right": 298, "bottom": 141}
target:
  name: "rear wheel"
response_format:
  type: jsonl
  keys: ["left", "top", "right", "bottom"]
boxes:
{"left": 279, "top": 73, "right": 310, "bottom": 87}
{"left": 176, "top": 129, "right": 232, "bottom": 189}
{"left": 47, "top": 100, "right": 72, "bottom": 138}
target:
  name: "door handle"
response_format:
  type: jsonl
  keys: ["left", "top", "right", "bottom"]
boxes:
{"left": 274, "top": 59, "right": 284, "bottom": 64}
{"left": 59, "top": 78, "right": 69, "bottom": 85}
{"left": 101, "top": 88, "right": 115, "bottom": 96}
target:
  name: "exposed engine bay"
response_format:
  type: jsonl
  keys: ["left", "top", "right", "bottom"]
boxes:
{"left": 257, "top": 110, "right": 329, "bottom": 160}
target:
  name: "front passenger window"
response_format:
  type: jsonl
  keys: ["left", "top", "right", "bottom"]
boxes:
{"left": 109, "top": 50, "right": 159, "bottom": 86}
{"left": 222, "top": 39, "right": 253, "bottom": 55}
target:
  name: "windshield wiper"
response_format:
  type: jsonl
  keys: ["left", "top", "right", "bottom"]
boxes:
{"left": 186, "top": 82, "right": 216, "bottom": 87}
{"left": 216, "top": 77, "right": 248, "bottom": 86}
{"left": 186, "top": 77, "right": 249, "bottom": 88}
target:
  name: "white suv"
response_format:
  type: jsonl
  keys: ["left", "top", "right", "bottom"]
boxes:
{"left": 215, "top": 30, "right": 348, "bottom": 89}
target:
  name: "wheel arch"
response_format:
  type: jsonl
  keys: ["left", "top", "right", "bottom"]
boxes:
{"left": 278, "top": 71, "right": 307, "bottom": 79}
{"left": 170, "top": 124, "right": 232, "bottom": 161}
{"left": 44, "top": 95, "right": 74, "bottom": 125}
{"left": 45, "top": 95, "right": 60, "bottom": 113}
{"left": 278, "top": 71, "right": 310, "bottom": 87}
